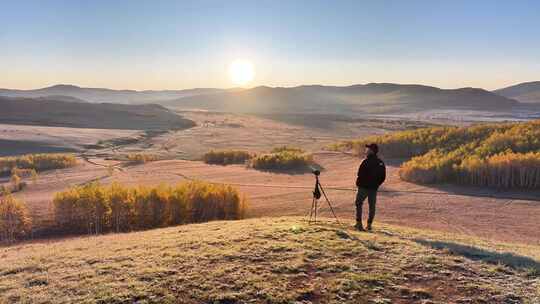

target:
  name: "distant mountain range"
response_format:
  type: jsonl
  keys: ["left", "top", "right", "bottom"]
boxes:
{"left": 0, "top": 84, "right": 226, "bottom": 104}
{"left": 161, "top": 83, "right": 519, "bottom": 114}
{"left": 494, "top": 81, "right": 540, "bottom": 103}
{"left": 0, "top": 96, "right": 194, "bottom": 130}
{"left": 1, "top": 82, "right": 539, "bottom": 115}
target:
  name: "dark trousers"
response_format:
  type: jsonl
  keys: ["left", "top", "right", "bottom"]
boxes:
{"left": 355, "top": 188, "right": 377, "bottom": 226}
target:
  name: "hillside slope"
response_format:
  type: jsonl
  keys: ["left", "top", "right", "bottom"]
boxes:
{"left": 495, "top": 81, "right": 540, "bottom": 103}
{"left": 1, "top": 217, "right": 538, "bottom": 303}
{"left": 0, "top": 96, "right": 195, "bottom": 130}
{"left": 164, "top": 83, "right": 518, "bottom": 114}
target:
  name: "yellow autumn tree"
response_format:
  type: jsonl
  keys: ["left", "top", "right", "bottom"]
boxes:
{"left": 0, "top": 195, "right": 32, "bottom": 243}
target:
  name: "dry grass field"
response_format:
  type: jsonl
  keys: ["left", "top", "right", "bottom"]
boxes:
{"left": 0, "top": 112, "right": 540, "bottom": 304}
{"left": 5, "top": 152, "right": 540, "bottom": 246}
{"left": 0, "top": 112, "right": 397, "bottom": 158}
{"left": 1, "top": 217, "right": 538, "bottom": 303}
{"left": 0, "top": 124, "right": 139, "bottom": 156}
{"left": 92, "top": 111, "right": 392, "bottom": 160}
{"left": 4, "top": 2, "right": 540, "bottom": 303}
{"left": 2, "top": 112, "right": 540, "bottom": 303}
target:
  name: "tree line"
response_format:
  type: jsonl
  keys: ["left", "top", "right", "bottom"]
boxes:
{"left": 53, "top": 181, "right": 248, "bottom": 235}
{"left": 333, "top": 120, "right": 540, "bottom": 189}
{"left": 0, "top": 153, "right": 77, "bottom": 176}
{"left": 1, "top": 181, "right": 247, "bottom": 243}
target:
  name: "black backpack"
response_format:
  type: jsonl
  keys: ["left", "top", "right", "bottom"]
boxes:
{"left": 374, "top": 158, "right": 386, "bottom": 186}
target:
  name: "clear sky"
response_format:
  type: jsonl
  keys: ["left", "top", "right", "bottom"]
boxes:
{"left": 1, "top": 0, "right": 539, "bottom": 90}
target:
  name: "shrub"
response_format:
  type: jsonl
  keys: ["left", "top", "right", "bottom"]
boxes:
{"left": 203, "top": 150, "right": 253, "bottom": 165}
{"left": 11, "top": 168, "right": 38, "bottom": 180}
{"left": 126, "top": 153, "right": 160, "bottom": 164}
{"left": 270, "top": 146, "right": 305, "bottom": 154}
{"left": 10, "top": 173, "right": 22, "bottom": 191}
{"left": 0, "top": 195, "right": 32, "bottom": 243}
{"left": 53, "top": 181, "right": 248, "bottom": 235}
{"left": 0, "top": 153, "right": 77, "bottom": 176}
{"left": 9, "top": 172, "right": 28, "bottom": 192}
{"left": 250, "top": 150, "right": 314, "bottom": 171}
{"left": 0, "top": 185, "right": 8, "bottom": 195}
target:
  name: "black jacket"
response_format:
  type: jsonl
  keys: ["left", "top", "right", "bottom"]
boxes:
{"left": 356, "top": 154, "right": 386, "bottom": 189}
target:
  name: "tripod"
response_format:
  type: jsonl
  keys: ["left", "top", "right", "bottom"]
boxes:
{"left": 308, "top": 172, "right": 340, "bottom": 224}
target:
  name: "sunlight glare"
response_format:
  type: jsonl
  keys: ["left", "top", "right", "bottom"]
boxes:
{"left": 229, "top": 60, "right": 254, "bottom": 86}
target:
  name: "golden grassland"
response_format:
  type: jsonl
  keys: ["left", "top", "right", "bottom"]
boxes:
{"left": 0, "top": 217, "right": 538, "bottom": 303}
{"left": 0, "top": 153, "right": 77, "bottom": 176}
{"left": 52, "top": 181, "right": 248, "bottom": 235}
{"left": 202, "top": 150, "right": 253, "bottom": 165}
{"left": 331, "top": 120, "right": 540, "bottom": 188}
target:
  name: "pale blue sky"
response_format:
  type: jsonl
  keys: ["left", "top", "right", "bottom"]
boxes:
{"left": 1, "top": 0, "right": 539, "bottom": 90}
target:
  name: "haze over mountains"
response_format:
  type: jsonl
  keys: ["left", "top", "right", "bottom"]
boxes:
{"left": 0, "top": 96, "right": 194, "bottom": 130}
{"left": 0, "top": 84, "right": 225, "bottom": 104}
{"left": 1, "top": 81, "right": 539, "bottom": 119}
{"left": 494, "top": 81, "right": 540, "bottom": 103}
{"left": 162, "top": 83, "right": 520, "bottom": 114}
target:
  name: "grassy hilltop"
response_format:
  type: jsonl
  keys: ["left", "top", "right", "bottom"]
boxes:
{"left": 1, "top": 217, "right": 538, "bottom": 303}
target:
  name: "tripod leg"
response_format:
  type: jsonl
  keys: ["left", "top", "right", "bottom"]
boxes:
{"left": 318, "top": 181, "right": 340, "bottom": 224}
{"left": 314, "top": 199, "right": 319, "bottom": 223}
{"left": 308, "top": 197, "right": 315, "bottom": 223}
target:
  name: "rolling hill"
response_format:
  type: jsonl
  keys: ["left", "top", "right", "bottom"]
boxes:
{"left": 0, "top": 84, "right": 226, "bottom": 104}
{"left": 163, "top": 83, "right": 519, "bottom": 114}
{"left": 1, "top": 83, "right": 520, "bottom": 115}
{"left": 1, "top": 217, "right": 538, "bottom": 303}
{"left": 0, "top": 96, "right": 195, "bottom": 130}
{"left": 494, "top": 81, "right": 540, "bottom": 103}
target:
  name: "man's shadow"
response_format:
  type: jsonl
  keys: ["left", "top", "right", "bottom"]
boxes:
{"left": 414, "top": 238, "right": 540, "bottom": 273}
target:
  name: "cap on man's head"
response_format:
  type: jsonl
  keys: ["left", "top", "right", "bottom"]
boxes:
{"left": 365, "top": 143, "right": 379, "bottom": 154}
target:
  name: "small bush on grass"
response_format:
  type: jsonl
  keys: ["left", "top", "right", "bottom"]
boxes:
{"left": 0, "top": 194, "right": 32, "bottom": 243}
{"left": 203, "top": 150, "right": 253, "bottom": 165}
{"left": 0, "top": 153, "right": 77, "bottom": 176}
{"left": 250, "top": 150, "right": 315, "bottom": 171}
{"left": 126, "top": 153, "right": 160, "bottom": 164}
{"left": 0, "top": 185, "right": 8, "bottom": 195}
{"left": 270, "top": 146, "right": 305, "bottom": 154}
{"left": 53, "top": 181, "right": 248, "bottom": 235}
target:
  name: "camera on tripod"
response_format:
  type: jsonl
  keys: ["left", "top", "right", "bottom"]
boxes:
{"left": 307, "top": 167, "right": 339, "bottom": 224}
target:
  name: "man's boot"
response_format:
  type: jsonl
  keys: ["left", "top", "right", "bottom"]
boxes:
{"left": 355, "top": 222, "right": 365, "bottom": 231}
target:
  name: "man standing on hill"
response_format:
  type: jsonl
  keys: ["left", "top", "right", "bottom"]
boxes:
{"left": 355, "top": 143, "right": 386, "bottom": 231}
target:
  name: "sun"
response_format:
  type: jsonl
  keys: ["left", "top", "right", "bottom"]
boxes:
{"left": 229, "top": 59, "right": 254, "bottom": 86}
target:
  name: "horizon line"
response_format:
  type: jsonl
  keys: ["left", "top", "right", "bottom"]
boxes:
{"left": 2, "top": 80, "right": 539, "bottom": 92}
